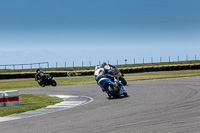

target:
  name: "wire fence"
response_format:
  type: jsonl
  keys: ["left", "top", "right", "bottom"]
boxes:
{"left": 0, "top": 55, "right": 198, "bottom": 70}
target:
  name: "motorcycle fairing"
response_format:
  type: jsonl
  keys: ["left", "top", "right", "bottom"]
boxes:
{"left": 98, "top": 78, "right": 111, "bottom": 91}
{"left": 119, "top": 86, "right": 124, "bottom": 95}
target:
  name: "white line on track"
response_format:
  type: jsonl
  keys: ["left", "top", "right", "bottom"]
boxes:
{"left": 0, "top": 95, "right": 93, "bottom": 122}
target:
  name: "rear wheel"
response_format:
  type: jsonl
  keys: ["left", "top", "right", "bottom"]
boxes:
{"left": 119, "top": 77, "right": 127, "bottom": 85}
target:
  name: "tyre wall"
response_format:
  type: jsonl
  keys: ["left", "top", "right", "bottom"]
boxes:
{"left": 1, "top": 64, "right": 200, "bottom": 79}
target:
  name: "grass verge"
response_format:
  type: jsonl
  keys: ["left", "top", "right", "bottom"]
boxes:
{"left": 0, "top": 94, "right": 63, "bottom": 117}
{"left": 125, "top": 69, "right": 200, "bottom": 81}
{"left": 1, "top": 69, "right": 200, "bottom": 90}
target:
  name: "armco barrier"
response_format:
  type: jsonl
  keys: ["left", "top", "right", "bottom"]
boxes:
{"left": 0, "top": 90, "right": 19, "bottom": 107}
{"left": 1, "top": 64, "right": 200, "bottom": 79}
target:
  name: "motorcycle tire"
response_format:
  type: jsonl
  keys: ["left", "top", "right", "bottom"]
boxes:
{"left": 107, "top": 85, "right": 120, "bottom": 98}
{"left": 119, "top": 76, "right": 127, "bottom": 85}
{"left": 39, "top": 83, "right": 45, "bottom": 87}
{"left": 123, "top": 91, "right": 128, "bottom": 97}
{"left": 51, "top": 80, "right": 57, "bottom": 87}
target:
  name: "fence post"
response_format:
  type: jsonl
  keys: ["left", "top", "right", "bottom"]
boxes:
{"left": 22, "top": 64, "right": 23, "bottom": 69}
{"left": 143, "top": 58, "right": 144, "bottom": 64}
{"left": 117, "top": 60, "right": 118, "bottom": 65}
{"left": 151, "top": 57, "right": 153, "bottom": 63}
{"left": 89, "top": 61, "right": 91, "bottom": 67}
{"left": 65, "top": 62, "right": 66, "bottom": 68}
{"left": 56, "top": 62, "right": 57, "bottom": 68}
{"left": 178, "top": 56, "right": 179, "bottom": 62}
{"left": 186, "top": 55, "right": 188, "bottom": 61}
{"left": 160, "top": 57, "right": 162, "bottom": 63}
{"left": 169, "top": 56, "right": 170, "bottom": 63}
{"left": 73, "top": 61, "right": 74, "bottom": 67}
{"left": 125, "top": 59, "right": 127, "bottom": 65}
{"left": 195, "top": 55, "right": 197, "bottom": 60}
{"left": 82, "top": 61, "right": 83, "bottom": 67}
{"left": 47, "top": 62, "right": 49, "bottom": 68}
{"left": 134, "top": 58, "right": 135, "bottom": 64}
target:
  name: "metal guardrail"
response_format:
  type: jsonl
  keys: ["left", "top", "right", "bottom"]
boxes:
{"left": 0, "top": 62, "right": 49, "bottom": 70}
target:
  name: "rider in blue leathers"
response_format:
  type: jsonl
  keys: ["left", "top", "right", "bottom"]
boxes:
{"left": 94, "top": 65, "right": 127, "bottom": 97}
{"left": 94, "top": 65, "right": 115, "bottom": 83}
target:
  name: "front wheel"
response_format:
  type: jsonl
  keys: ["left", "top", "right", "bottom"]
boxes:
{"left": 51, "top": 80, "right": 57, "bottom": 87}
{"left": 123, "top": 91, "right": 128, "bottom": 97}
{"left": 107, "top": 85, "right": 120, "bottom": 98}
{"left": 38, "top": 82, "right": 45, "bottom": 87}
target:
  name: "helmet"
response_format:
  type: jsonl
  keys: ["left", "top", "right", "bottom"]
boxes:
{"left": 104, "top": 65, "right": 111, "bottom": 70}
{"left": 101, "top": 62, "right": 107, "bottom": 67}
{"left": 95, "top": 65, "right": 100, "bottom": 70}
{"left": 36, "top": 69, "right": 40, "bottom": 73}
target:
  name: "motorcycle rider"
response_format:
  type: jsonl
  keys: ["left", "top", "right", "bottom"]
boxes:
{"left": 102, "top": 62, "right": 115, "bottom": 69}
{"left": 94, "top": 65, "right": 127, "bottom": 96}
{"left": 35, "top": 69, "right": 57, "bottom": 87}
{"left": 94, "top": 65, "right": 115, "bottom": 84}
{"left": 102, "top": 61, "right": 127, "bottom": 85}
{"left": 35, "top": 69, "right": 46, "bottom": 83}
{"left": 101, "top": 62, "right": 118, "bottom": 74}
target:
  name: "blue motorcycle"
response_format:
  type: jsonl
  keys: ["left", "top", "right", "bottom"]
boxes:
{"left": 98, "top": 77, "right": 128, "bottom": 98}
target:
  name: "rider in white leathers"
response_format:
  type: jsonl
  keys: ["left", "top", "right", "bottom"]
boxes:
{"left": 94, "top": 65, "right": 114, "bottom": 83}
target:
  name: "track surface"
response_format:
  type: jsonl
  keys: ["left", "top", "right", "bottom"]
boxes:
{"left": 1, "top": 77, "right": 200, "bottom": 133}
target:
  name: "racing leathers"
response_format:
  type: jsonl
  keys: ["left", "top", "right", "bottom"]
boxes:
{"left": 94, "top": 66, "right": 127, "bottom": 96}
{"left": 35, "top": 71, "right": 47, "bottom": 83}
{"left": 94, "top": 68, "right": 115, "bottom": 83}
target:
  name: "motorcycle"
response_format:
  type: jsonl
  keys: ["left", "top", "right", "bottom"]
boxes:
{"left": 104, "top": 65, "right": 127, "bottom": 85}
{"left": 98, "top": 75, "right": 127, "bottom": 98}
{"left": 36, "top": 74, "right": 57, "bottom": 87}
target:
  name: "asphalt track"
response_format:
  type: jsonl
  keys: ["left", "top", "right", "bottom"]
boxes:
{"left": 1, "top": 77, "right": 200, "bottom": 133}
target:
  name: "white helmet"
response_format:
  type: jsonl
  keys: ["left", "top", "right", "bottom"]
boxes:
{"left": 104, "top": 65, "right": 111, "bottom": 70}
{"left": 95, "top": 65, "right": 101, "bottom": 70}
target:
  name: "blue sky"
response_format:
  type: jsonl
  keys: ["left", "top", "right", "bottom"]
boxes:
{"left": 1, "top": 0, "right": 200, "bottom": 68}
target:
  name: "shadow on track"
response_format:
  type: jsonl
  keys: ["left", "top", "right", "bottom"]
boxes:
{"left": 107, "top": 95, "right": 129, "bottom": 100}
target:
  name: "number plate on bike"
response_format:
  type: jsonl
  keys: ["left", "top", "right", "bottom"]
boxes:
{"left": 116, "top": 72, "right": 122, "bottom": 77}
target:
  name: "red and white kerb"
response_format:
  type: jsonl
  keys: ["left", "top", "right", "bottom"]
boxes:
{"left": 0, "top": 90, "right": 19, "bottom": 107}
{"left": 0, "top": 91, "right": 4, "bottom": 107}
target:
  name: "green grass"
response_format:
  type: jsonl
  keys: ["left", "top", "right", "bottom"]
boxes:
{"left": 125, "top": 69, "right": 200, "bottom": 81}
{"left": 0, "top": 94, "right": 63, "bottom": 117}
{"left": 114, "top": 60, "right": 200, "bottom": 69}
{"left": 1, "top": 69, "right": 200, "bottom": 90}
{"left": 1, "top": 60, "right": 200, "bottom": 74}
{"left": 1, "top": 61, "right": 200, "bottom": 117}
